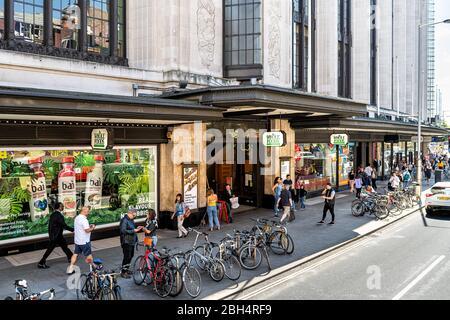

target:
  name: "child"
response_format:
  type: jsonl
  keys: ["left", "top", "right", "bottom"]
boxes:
{"left": 355, "top": 174, "right": 363, "bottom": 199}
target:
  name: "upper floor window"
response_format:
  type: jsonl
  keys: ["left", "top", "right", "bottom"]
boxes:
{"left": 0, "top": 0, "right": 127, "bottom": 65}
{"left": 14, "top": 0, "right": 44, "bottom": 44}
{"left": 293, "top": 0, "right": 309, "bottom": 90}
{"left": 338, "top": 0, "right": 351, "bottom": 98}
{"left": 223, "top": 0, "right": 262, "bottom": 80}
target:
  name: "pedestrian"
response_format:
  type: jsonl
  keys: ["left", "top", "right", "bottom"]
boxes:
{"left": 371, "top": 165, "right": 378, "bottom": 190}
{"left": 67, "top": 206, "right": 96, "bottom": 275}
{"left": 277, "top": 184, "right": 293, "bottom": 224}
{"left": 283, "top": 175, "right": 296, "bottom": 212}
{"left": 221, "top": 184, "right": 234, "bottom": 223}
{"left": 355, "top": 174, "right": 363, "bottom": 199}
{"left": 388, "top": 172, "right": 400, "bottom": 191}
{"left": 206, "top": 189, "right": 220, "bottom": 231}
{"left": 272, "top": 177, "right": 283, "bottom": 217}
{"left": 402, "top": 169, "right": 411, "bottom": 190}
{"left": 298, "top": 183, "right": 307, "bottom": 210}
{"left": 119, "top": 208, "right": 143, "bottom": 278}
{"left": 318, "top": 183, "right": 336, "bottom": 225}
{"left": 348, "top": 169, "right": 355, "bottom": 193}
{"left": 38, "top": 202, "right": 74, "bottom": 269}
{"left": 171, "top": 194, "right": 189, "bottom": 238}
{"left": 143, "top": 209, "right": 158, "bottom": 248}
{"left": 364, "top": 164, "right": 373, "bottom": 188}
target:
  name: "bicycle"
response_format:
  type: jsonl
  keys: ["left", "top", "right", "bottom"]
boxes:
{"left": 238, "top": 228, "right": 272, "bottom": 272}
{"left": 4, "top": 280, "right": 55, "bottom": 300}
{"left": 160, "top": 247, "right": 185, "bottom": 297}
{"left": 132, "top": 242, "right": 174, "bottom": 298}
{"left": 76, "top": 258, "right": 106, "bottom": 300}
{"left": 252, "top": 218, "right": 294, "bottom": 255}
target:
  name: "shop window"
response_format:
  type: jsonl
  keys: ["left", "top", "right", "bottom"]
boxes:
{"left": 116, "top": 0, "right": 124, "bottom": 57}
{"left": 52, "top": 0, "right": 80, "bottom": 50}
{"left": 87, "top": 0, "right": 109, "bottom": 55}
{"left": 14, "top": 0, "right": 45, "bottom": 44}
{"left": 0, "top": 146, "right": 157, "bottom": 243}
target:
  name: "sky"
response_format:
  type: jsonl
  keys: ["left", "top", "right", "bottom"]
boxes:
{"left": 436, "top": 0, "right": 450, "bottom": 121}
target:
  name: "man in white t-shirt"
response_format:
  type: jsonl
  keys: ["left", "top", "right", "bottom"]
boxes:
{"left": 67, "top": 206, "right": 96, "bottom": 275}
{"left": 364, "top": 165, "right": 373, "bottom": 188}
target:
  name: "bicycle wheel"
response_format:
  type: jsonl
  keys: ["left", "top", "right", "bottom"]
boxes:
{"left": 269, "top": 231, "right": 288, "bottom": 255}
{"left": 374, "top": 203, "right": 389, "bottom": 220}
{"left": 239, "top": 245, "right": 262, "bottom": 270}
{"left": 209, "top": 260, "right": 225, "bottom": 282}
{"left": 182, "top": 266, "right": 202, "bottom": 298}
{"left": 194, "top": 245, "right": 209, "bottom": 270}
{"left": 113, "top": 285, "right": 123, "bottom": 300}
{"left": 286, "top": 234, "right": 295, "bottom": 255}
{"left": 154, "top": 266, "right": 174, "bottom": 298}
{"left": 76, "top": 274, "right": 94, "bottom": 300}
{"left": 220, "top": 254, "right": 241, "bottom": 281}
{"left": 169, "top": 268, "right": 184, "bottom": 297}
{"left": 132, "top": 256, "right": 146, "bottom": 285}
{"left": 351, "top": 201, "right": 364, "bottom": 217}
{"left": 262, "top": 246, "right": 272, "bottom": 272}
{"left": 99, "top": 287, "right": 115, "bottom": 300}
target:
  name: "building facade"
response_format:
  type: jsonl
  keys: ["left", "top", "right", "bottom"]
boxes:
{"left": 0, "top": 0, "right": 446, "bottom": 254}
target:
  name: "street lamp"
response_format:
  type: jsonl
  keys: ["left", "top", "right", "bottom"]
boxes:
{"left": 416, "top": 19, "right": 450, "bottom": 197}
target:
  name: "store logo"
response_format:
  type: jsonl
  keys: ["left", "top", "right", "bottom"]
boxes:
{"left": 91, "top": 129, "right": 108, "bottom": 150}
{"left": 330, "top": 134, "right": 349, "bottom": 146}
{"left": 262, "top": 132, "right": 286, "bottom": 148}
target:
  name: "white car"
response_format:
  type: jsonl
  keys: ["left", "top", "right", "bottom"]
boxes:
{"left": 425, "top": 182, "right": 450, "bottom": 215}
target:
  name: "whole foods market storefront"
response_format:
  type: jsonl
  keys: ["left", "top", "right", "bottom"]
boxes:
{"left": 0, "top": 86, "right": 224, "bottom": 254}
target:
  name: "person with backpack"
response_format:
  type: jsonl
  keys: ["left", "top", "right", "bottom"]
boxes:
{"left": 318, "top": 183, "right": 336, "bottom": 225}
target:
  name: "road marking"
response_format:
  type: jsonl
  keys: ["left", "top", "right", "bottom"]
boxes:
{"left": 392, "top": 255, "right": 446, "bottom": 301}
{"left": 236, "top": 237, "right": 373, "bottom": 300}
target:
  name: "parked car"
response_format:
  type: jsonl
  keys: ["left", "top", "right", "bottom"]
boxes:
{"left": 425, "top": 182, "right": 450, "bottom": 215}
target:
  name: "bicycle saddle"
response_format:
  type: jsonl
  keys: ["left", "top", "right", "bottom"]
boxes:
{"left": 93, "top": 258, "right": 103, "bottom": 265}
{"left": 14, "top": 280, "right": 28, "bottom": 288}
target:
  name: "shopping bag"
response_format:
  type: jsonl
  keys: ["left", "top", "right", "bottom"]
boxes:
{"left": 230, "top": 197, "right": 240, "bottom": 209}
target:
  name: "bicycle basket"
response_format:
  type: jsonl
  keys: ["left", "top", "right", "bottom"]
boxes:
{"left": 144, "top": 237, "right": 153, "bottom": 247}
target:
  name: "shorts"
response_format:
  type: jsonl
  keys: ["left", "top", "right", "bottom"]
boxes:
{"left": 74, "top": 242, "right": 92, "bottom": 257}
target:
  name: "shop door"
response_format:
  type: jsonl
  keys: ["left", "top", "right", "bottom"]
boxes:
{"left": 234, "top": 161, "right": 257, "bottom": 207}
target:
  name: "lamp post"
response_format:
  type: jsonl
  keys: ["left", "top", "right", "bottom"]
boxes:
{"left": 416, "top": 19, "right": 450, "bottom": 197}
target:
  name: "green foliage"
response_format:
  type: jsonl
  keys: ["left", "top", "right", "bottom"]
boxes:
{"left": 0, "top": 194, "right": 24, "bottom": 222}
{"left": 42, "top": 158, "right": 60, "bottom": 180}
{"left": 74, "top": 153, "right": 95, "bottom": 168}
{"left": 11, "top": 186, "right": 31, "bottom": 203}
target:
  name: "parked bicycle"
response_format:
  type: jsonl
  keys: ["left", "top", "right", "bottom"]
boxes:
{"left": 5, "top": 280, "right": 55, "bottom": 301}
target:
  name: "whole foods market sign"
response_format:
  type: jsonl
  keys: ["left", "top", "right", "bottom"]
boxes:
{"left": 263, "top": 131, "right": 286, "bottom": 148}
{"left": 91, "top": 129, "right": 112, "bottom": 150}
{"left": 330, "top": 134, "right": 349, "bottom": 146}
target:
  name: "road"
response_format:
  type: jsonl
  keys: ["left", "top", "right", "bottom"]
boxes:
{"left": 241, "top": 210, "right": 450, "bottom": 300}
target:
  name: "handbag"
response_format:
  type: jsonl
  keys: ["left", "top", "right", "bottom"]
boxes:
{"left": 230, "top": 197, "right": 239, "bottom": 209}
{"left": 183, "top": 207, "right": 192, "bottom": 219}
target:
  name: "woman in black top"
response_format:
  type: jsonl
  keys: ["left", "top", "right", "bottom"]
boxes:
{"left": 144, "top": 209, "right": 158, "bottom": 248}
{"left": 348, "top": 170, "right": 355, "bottom": 193}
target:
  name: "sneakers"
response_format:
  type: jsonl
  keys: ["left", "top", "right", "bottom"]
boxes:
{"left": 328, "top": 222, "right": 335, "bottom": 225}
{"left": 317, "top": 221, "right": 325, "bottom": 224}
{"left": 37, "top": 263, "right": 50, "bottom": 269}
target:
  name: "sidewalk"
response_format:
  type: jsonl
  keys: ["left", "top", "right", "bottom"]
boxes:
{"left": 0, "top": 181, "right": 428, "bottom": 300}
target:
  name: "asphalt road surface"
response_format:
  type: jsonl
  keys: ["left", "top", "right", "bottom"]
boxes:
{"left": 242, "top": 210, "right": 450, "bottom": 300}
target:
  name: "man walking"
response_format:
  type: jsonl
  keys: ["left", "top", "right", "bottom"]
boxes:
{"left": 38, "top": 202, "right": 74, "bottom": 269}
{"left": 318, "top": 183, "right": 336, "bottom": 225}
{"left": 67, "top": 206, "right": 96, "bottom": 275}
{"left": 277, "top": 184, "right": 293, "bottom": 224}
{"left": 119, "top": 208, "right": 143, "bottom": 278}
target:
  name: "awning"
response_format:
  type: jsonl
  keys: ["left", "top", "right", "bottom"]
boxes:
{"left": 161, "top": 85, "right": 368, "bottom": 119}
{"left": 0, "top": 86, "right": 225, "bottom": 123}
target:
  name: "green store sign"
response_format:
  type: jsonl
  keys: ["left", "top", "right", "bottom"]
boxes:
{"left": 263, "top": 131, "right": 287, "bottom": 148}
{"left": 330, "top": 134, "right": 349, "bottom": 146}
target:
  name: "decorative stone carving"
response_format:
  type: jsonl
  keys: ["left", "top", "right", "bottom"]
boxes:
{"left": 268, "top": 1, "right": 281, "bottom": 79}
{"left": 197, "top": 0, "right": 216, "bottom": 69}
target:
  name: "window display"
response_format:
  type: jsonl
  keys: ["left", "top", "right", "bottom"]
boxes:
{"left": 0, "top": 146, "right": 157, "bottom": 243}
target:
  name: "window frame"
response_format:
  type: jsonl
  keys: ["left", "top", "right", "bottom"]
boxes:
{"left": 338, "top": 0, "right": 352, "bottom": 98}
{"left": 0, "top": 0, "right": 127, "bottom": 66}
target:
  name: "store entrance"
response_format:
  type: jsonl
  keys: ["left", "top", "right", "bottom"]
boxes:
{"left": 207, "top": 162, "right": 258, "bottom": 207}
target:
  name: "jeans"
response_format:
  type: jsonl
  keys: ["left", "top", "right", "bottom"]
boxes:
{"left": 274, "top": 196, "right": 280, "bottom": 216}
{"left": 299, "top": 197, "right": 306, "bottom": 209}
{"left": 404, "top": 181, "right": 410, "bottom": 190}
{"left": 207, "top": 206, "right": 220, "bottom": 229}
{"left": 121, "top": 244, "right": 135, "bottom": 272}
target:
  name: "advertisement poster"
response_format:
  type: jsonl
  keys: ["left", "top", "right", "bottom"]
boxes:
{"left": 281, "top": 160, "right": 290, "bottom": 180}
{"left": 183, "top": 166, "right": 198, "bottom": 210}
{"left": 0, "top": 147, "right": 157, "bottom": 243}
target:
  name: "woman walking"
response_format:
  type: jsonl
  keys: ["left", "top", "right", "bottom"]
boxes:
{"left": 348, "top": 170, "right": 355, "bottom": 193}
{"left": 206, "top": 189, "right": 220, "bottom": 231}
{"left": 298, "top": 183, "right": 307, "bottom": 210}
{"left": 272, "top": 177, "right": 283, "bottom": 218}
{"left": 171, "top": 194, "right": 188, "bottom": 239}
{"left": 425, "top": 161, "right": 433, "bottom": 186}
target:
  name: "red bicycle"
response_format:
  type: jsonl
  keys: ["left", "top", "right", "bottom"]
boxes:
{"left": 132, "top": 239, "right": 174, "bottom": 298}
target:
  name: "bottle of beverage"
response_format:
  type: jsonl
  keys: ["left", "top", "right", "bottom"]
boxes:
{"left": 84, "top": 155, "right": 104, "bottom": 209}
{"left": 28, "top": 157, "right": 49, "bottom": 221}
{"left": 58, "top": 157, "right": 77, "bottom": 217}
